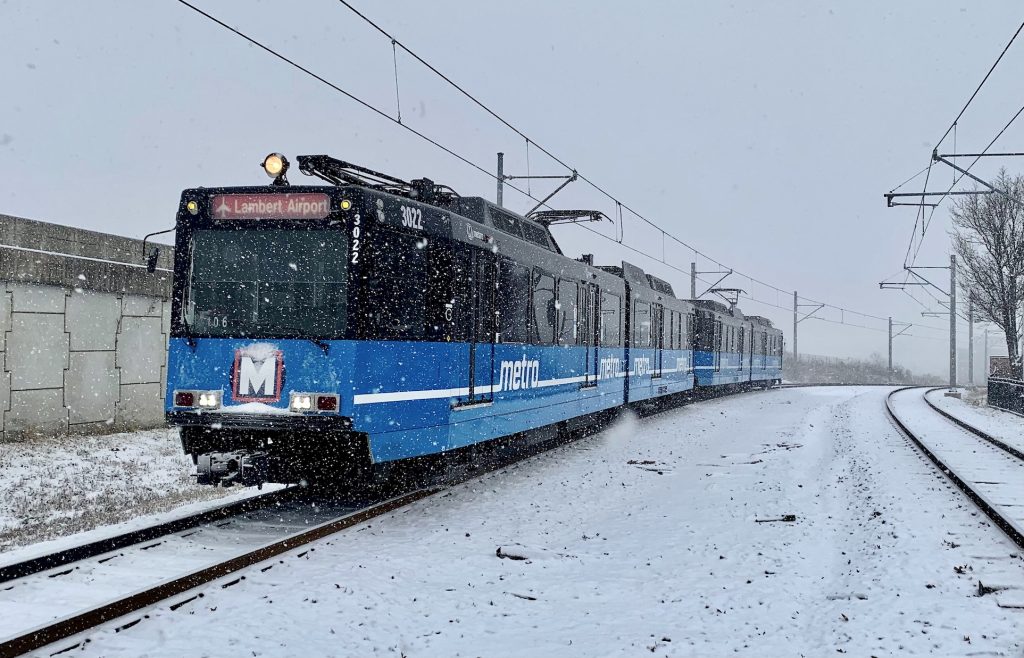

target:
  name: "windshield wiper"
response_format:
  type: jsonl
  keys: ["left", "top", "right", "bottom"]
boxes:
{"left": 275, "top": 325, "right": 331, "bottom": 355}
{"left": 181, "top": 315, "right": 198, "bottom": 351}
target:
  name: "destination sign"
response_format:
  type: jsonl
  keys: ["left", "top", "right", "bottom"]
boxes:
{"left": 210, "top": 193, "right": 331, "bottom": 220}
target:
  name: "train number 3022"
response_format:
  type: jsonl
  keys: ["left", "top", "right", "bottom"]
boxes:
{"left": 400, "top": 205, "right": 424, "bottom": 230}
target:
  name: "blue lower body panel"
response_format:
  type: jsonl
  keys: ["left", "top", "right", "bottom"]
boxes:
{"left": 167, "top": 337, "right": 627, "bottom": 464}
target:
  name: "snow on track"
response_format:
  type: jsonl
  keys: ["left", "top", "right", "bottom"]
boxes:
{"left": 0, "top": 428, "right": 271, "bottom": 554}
{"left": 0, "top": 499, "right": 358, "bottom": 640}
{"left": 72, "top": 387, "right": 1024, "bottom": 657}
{"left": 928, "top": 389, "right": 1024, "bottom": 456}
{"left": 890, "top": 388, "right": 1024, "bottom": 542}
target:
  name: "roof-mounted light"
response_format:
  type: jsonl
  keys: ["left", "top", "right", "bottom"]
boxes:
{"left": 261, "top": 153, "right": 290, "bottom": 186}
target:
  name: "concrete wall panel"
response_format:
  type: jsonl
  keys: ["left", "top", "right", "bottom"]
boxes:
{"left": 66, "top": 351, "right": 118, "bottom": 425}
{"left": 66, "top": 292, "right": 121, "bottom": 351}
{"left": 117, "top": 383, "right": 163, "bottom": 428}
{"left": 122, "top": 294, "right": 163, "bottom": 318}
{"left": 6, "top": 313, "right": 68, "bottom": 390}
{"left": 116, "top": 316, "right": 164, "bottom": 384}
{"left": 0, "top": 290, "right": 10, "bottom": 352}
{"left": 4, "top": 388, "right": 67, "bottom": 438}
{"left": 7, "top": 284, "right": 66, "bottom": 314}
{"left": 0, "top": 368, "right": 9, "bottom": 436}
{"left": 2, "top": 214, "right": 172, "bottom": 439}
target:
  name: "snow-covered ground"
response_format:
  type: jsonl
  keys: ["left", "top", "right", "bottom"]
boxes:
{"left": 929, "top": 388, "right": 1024, "bottom": 454}
{"left": 0, "top": 428, "right": 249, "bottom": 553}
{"left": 66, "top": 386, "right": 1024, "bottom": 657}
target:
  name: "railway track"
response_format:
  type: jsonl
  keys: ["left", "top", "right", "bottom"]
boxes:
{"left": 0, "top": 383, "right": 791, "bottom": 657}
{"left": 886, "top": 386, "right": 1024, "bottom": 549}
{"left": 0, "top": 487, "right": 298, "bottom": 584}
{"left": 0, "top": 410, "right": 621, "bottom": 657}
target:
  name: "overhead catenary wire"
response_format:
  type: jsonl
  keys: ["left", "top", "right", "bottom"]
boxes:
{"left": 174, "top": 0, "right": 941, "bottom": 341}
{"left": 333, "top": 0, "right": 921, "bottom": 331}
{"left": 896, "top": 18, "right": 1024, "bottom": 268}
{"left": 934, "top": 18, "right": 1024, "bottom": 148}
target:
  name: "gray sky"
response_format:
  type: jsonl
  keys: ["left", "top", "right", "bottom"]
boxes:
{"left": 2, "top": 1, "right": 1022, "bottom": 375}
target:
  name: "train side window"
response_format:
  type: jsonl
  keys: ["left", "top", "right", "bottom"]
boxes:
{"left": 600, "top": 292, "right": 621, "bottom": 346}
{"left": 633, "top": 301, "right": 651, "bottom": 348}
{"left": 531, "top": 270, "right": 556, "bottom": 344}
{"left": 490, "top": 208, "right": 524, "bottom": 238}
{"left": 497, "top": 259, "right": 530, "bottom": 343}
{"left": 557, "top": 279, "right": 579, "bottom": 344}
{"left": 365, "top": 228, "right": 427, "bottom": 340}
{"left": 521, "top": 221, "right": 550, "bottom": 249}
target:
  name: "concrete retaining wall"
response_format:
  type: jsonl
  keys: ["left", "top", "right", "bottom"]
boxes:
{"left": 0, "top": 214, "right": 174, "bottom": 441}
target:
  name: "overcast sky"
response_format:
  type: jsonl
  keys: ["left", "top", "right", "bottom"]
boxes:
{"left": 2, "top": 1, "right": 1022, "bottom": 375}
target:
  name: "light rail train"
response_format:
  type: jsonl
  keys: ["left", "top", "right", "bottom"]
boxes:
{"left": 160, "top": 154, "right": 783, "bottom": 486}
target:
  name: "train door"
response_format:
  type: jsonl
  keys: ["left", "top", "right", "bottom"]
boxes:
{"left": 652, "top": 303, "right": 664, "bottom": 378}
{"left": 464, "top": 249, "right": 496, "bottom": 405}
{"left": 747, "top": 324, "right": 754, "bottom": 378}
{"left": 714, "top": 318, "right": 722, "bottom": 371}
{"left": 738, "top": 325, "right": 747, "bottom": 381}
{"left": 581, "top": 284, "right": 599, "bottom": 388}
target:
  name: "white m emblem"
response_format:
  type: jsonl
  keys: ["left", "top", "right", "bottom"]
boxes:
{"left": 232, "top": 347, "right": 282, "bottom": 402}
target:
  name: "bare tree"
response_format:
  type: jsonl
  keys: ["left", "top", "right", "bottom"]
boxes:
{"left": 950, "top": 168, "right": 1024, "bottom": 379}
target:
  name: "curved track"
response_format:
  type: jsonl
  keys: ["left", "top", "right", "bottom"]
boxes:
{"left": 886, "top": 386, "right": 1024, "bottom": 549}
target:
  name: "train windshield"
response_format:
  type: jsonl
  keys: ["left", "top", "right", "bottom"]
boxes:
{"left": 184, "top": 228, "right": 347, "bottom": 338}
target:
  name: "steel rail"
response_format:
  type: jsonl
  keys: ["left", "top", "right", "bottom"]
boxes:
{"left": 0, "top": 382, "right": 800, "bottom": 656}
{"left": 885, "top": 387, "right": 1024, "bottom": 550}
{"left": 0, "top": 488, "right": 437, "bottom": 658}
{"left": 0, "top": 487, "right": 299, "bottom": 584}
{"left": 922, "top": 389, "right": 1024, "bottom": 462}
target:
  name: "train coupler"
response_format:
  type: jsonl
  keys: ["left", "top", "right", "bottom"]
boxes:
{"left": 196, "top": 451, "right": 270, "bottom": 488}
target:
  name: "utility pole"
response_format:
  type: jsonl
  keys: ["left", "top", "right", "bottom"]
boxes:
{"left": 949, "top": 254, "right": 957, "bottom": 389}
{"left": 496, "top": 152, "right": 504, "bottom": 207}
{"left": 888, "top": 316, "right": 893, "bottom": 383}
{"left": 984, "top": 326, "right": 990, "bottom": 385}
{"left": 968, "top": 296, "right": 974, "bottom": 386}
{"left": 793, "top": 290, "right": 798, "bottom": 364}
{"left": 690, "top": 262, "right": 697, "bottom": 299}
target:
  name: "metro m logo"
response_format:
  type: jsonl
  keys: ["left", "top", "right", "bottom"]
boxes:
{"left": 231, "top": 347, "right": 284, "bottom": 403}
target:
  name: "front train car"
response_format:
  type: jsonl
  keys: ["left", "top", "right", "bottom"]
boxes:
{"left": 166, "top": 173, "right": 361, "bottom": 486}
{"left": 165, "top": 154, "right": 628, "bottom": 487}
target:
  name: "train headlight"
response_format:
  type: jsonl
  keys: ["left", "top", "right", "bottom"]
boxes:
{"left": 197, "top": 391, "right": 222, "bottom": 409}
{"left": 289, "top": 393, "right": 313, "bottom": 412}
{"left": 289, "top": 392, "right": 338, "bottom": 413}
{"left": 186, "top": 200, "right": 199, "bottom": 215}
{"left": 340, "top": 199, "right": 352, "bottom": 211}
{"left": 261, "top": 153, "right": 289, "bottom": 185}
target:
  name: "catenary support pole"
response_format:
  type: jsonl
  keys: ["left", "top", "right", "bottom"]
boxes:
{"left": 888, "top": 316, "right": 893, "bottom": 384}
{"left": 690, "top": 262, "right": 697, "bottom": 299}
{"left": 984, "top": 327, "right": 989, "bottom": 385}
{"left": 496, "top": 152, "right": 504, "bottom": 207}
{"left": 949, "top": 254, "right": 957, "bottom": 389}
{"left": 793, "top": 290, "right": 798, "bottom": 365}
{"left": 968, "top": 296, "right": 974, "bottom": 385}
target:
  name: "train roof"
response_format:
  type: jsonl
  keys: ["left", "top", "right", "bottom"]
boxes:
{"left": 691, "top": 299, "right": 732, "bottom": 314}
{"left": 453, "top": 197, "right": 562, "bottom": 255}
{"left": 747, "top": 315, "right": 777, "bottom": 329}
